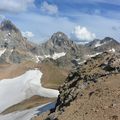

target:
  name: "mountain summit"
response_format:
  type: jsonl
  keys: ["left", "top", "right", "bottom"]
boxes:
{"left": 50, "top": 32, "right": 70, "bottom": 46}
{"left": 86, "top": 37, "right": 120, "bottom": 52}
{"left": 0, "top": 20, "right": 19, "bottom": 32}
{"left": 43, "top": 32, "right": 77, "bottom": 53}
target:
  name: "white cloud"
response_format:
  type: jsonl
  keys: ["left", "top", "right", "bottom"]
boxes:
{"left": 14, "top": 12, "right": 75, "bottom": 43}
{"left": 0, "top": 0, "right": 34, "bottom": 12}
{"left": 71, "top": 26, "right": 96, "bottom": 42}
{"left": 22, "top": 31, "right": 34, "bottom": 38}
{"left": 40, "top": 1, "right": 58, "bottom": 15}
{"left": 9, "top": 9, "right": 120, "bottom": 43}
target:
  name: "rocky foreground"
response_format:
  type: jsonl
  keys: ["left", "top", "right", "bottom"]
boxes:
{"left": 34, "top": 51, "right": 120, "bottom": 120}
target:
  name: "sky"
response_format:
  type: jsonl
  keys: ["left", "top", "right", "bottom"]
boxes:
{"left": 0, "top": 0, "right": 120, "bottom": 43}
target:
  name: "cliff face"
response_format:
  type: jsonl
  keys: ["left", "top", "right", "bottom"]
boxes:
{"left": 39, "top": 51, "right": 120, "bottom": 120}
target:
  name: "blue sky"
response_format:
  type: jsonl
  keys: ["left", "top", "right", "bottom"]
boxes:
{"left": 0, "top": 0, "right": 120, "bottom": 43}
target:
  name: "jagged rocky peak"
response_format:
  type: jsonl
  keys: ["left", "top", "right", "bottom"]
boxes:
{"left": 51, "top": 32, "right": 69, "bottom": 40}
{"left": 50, "top": 31, "right": 72, "bottom": 46}
{"left": 0, "top": 19, "right": 19, "bottom": 32}
{"left": 102, "top": 37, "right": 119, "bottom": 43}
{"left": 86, "top": 37, "right": 120, "bottom": 53}
{"left": 86, "top": 39, "right": 101, "bottom": 47}
{"left": 40, "top": 31, "right": 78, "bottom": 55}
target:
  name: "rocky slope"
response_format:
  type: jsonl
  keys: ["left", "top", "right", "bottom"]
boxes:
{"left": 36, "top": 51, "right": 120, "bottom": 120}
{"left": 86, "top": 37, "right": 120, "bottom": 52}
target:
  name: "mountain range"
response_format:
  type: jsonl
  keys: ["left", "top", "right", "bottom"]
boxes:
{"left": 0, "top": 19, "right": 120, "bottom": 120}
{"left": 0, "top": 19, "right": 119, "bottom": 67}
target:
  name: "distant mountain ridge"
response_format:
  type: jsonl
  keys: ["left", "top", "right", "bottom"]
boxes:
{"left": 0, "top": 19, "right": 120, "bottom": 67}
{"left": 86, "top": 37, "right": 120, "bottom": 52}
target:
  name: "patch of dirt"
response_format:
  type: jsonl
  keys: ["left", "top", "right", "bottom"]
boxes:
{"left": 0, "top": 61, "right": 37, "bottom": 80}
{"left": 37, "top": 62, "right": 69, "bottom": 89}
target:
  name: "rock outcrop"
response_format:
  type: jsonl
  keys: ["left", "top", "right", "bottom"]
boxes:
{"left": 42, "top": 51, "right": 120, "bottom": 120}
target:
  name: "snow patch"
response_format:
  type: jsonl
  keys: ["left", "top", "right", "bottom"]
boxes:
{"left": 0, "top": 49, "right": 6, "bottom": 57}
{"left": 86, "top": 52, "right": 102, "bottom": 58}
{"left": 94, "top": 41, "right": 106, "bottom": 48}
{"left": 52, "top": 52, "right": 66, "bottom": 60}
{"left": 0, "top": 69, "right": 59, "bottom": 113}
{"left": 10, "top": 49, "right": 13, "bottom": 53}
{"left": 58, "top": 33, "right": 62, "bottom": 37}
{"left": 109, "top": 48, "right": 116, "bottom": 53}
{"left": 74, "top": 58, "right": 80, "bottom": 62}
{"left": 44, "top": 54, "right": 51, "bottom": 58}
{"left": 78, "top": 60, "right": 86, "bottom": 65}
{"left": 35, "top": 55, "right": 41, "bottom": 63}
{"left": 35, "top": 52, "right": 66, "bottom": 62}
{"left": 8, "top": 33, "right": 11, "bottom": 36}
